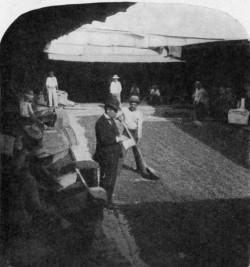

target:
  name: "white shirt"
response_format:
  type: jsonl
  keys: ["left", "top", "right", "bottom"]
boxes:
{"left": 122, "top": 107, "right": 143, "bottom": 138}
{"left": 193, "top": 88, "right": 207, "bottom": 103}
{"left": 46, "top": 76, "right": 58, "bottom": 89}
{"left": 110, "top": 81, "right": 122, "bottom": 95}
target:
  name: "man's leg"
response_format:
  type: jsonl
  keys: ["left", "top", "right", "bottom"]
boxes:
{"left": 132, "top": 146, "right": 148, "bottom": 175}
{"left": 52, "top": 88, "right": 58, "bottom": 108}
{"left": 100, "top": 159, "right": 119, "bottom": 204}
{"left": 117, "top": 94, "right": 121, "bottom": 104}
{"left": 48, "top": 89, "right": 53, "bottom": 107}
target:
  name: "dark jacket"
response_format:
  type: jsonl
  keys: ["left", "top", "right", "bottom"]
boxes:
{"left": 93, "top": 115, "right": 123, "bottom": 165}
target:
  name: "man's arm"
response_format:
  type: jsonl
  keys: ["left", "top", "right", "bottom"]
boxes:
{"left": 28, "top": 102, "right": 35, "bottom": 117}
{"left": 46, "top": 78, "right": 49, "bottom": 90}
{"left": 110, "top": 82, "right": 115, "bottom": 94}
{"left": 117, "top": 82, "right": 122, "bottom": 94}
{"left": 55, "top": 77, "right": 59, "bottom": 92}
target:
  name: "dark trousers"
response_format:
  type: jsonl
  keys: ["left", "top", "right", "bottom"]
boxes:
{"left": 195, "top": 102, "right": 206, "bottom": 121}
{"left": 98, "top": 147, "right": 121, "bottom": 203}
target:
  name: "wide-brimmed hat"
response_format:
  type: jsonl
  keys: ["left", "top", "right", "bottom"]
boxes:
{"left": 23, "top": 124, "right": 43, "bottom": 140}
{"left": 112, "top": 74, "right": 120, "bottom": 79}
{"left": 25, "top": 90, "right": 34, "bottom": 99}
{"left": 105, "top": 96, "right": 120, "bottom": 111}
{"left": 129, "top": 95, "right": 140, "bottom": 104}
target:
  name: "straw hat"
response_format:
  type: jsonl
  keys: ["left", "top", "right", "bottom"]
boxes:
{"left": 23, "top": 124, "right": 43, "bottom": 140}
{"left": 129, "top": 95, "right": 140, "bottom": 104}
{"left": 25, "top": 90, "right": 34, "bottom": 99}
{"left": 112, "top": 74, "right": 120, "bottom": 79}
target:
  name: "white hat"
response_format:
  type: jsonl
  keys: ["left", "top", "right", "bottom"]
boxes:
{"left": 129, "top": 95, "right": 140, "bottom": 104}
{"left": 113, "top": 74, "right": 120, "bottom": 79}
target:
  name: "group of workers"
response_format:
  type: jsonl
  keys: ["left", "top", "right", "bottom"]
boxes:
{"left": 192, "top": 81, "right": 245, "bottom": 122}
{"left": 109, "top": 74, "right": 163, "bottom": 106}
{"left": 4, "top": 71, "right": 243, "bottom": 231}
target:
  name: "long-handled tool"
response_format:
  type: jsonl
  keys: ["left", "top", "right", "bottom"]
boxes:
{"left": 74, "top": 161, "right": 107, "bottom": 203}
{"left": 69, "top": 147, "right": 107, "bottom": 202}
{"left": 121, "top": 121, "right": 161, "bottom": 180}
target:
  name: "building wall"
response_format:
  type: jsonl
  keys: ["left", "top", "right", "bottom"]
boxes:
{"left": 182, "top": 40, "right": 250, "bottom": 103}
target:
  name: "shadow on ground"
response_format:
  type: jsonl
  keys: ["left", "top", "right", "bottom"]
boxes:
{"left": 172, "top": 120, "right": 249, "bottom": 168}
{"left": 1, "top": 199, "right": 103, "bottom": 267}
{"left": 119, "top": 198, "right": 250, "bottom": 267}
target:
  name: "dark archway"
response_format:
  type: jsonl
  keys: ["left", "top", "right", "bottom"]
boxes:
{"left": 0, "top": 3, "right": 134, "bottom": 132}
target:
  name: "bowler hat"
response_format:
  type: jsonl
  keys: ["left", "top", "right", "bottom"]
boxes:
{"left": 105, "top": 96, "right": 120, "bottom": 111}
{"left": 129, "top": 95, "right": 140, "bottom": 104}
{"left": 112, "top": 74, "right": 120, "bottom": 79}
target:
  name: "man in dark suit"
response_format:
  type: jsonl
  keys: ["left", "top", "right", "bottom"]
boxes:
{"left": 93, "top": 97, "right": 127, "bottom": 208}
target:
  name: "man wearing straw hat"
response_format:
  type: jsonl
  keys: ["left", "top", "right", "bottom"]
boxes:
{"left": 20, "top": 90, "right": 56, "bottom": 130}
{"left": 118, "top": 95, "right": 148, "bottom": 178}
{"left": 93, "top": 96, "right": 127, "bottom": 208}
{"left": 110, "top": 74, "right": 122, "bottom": 105}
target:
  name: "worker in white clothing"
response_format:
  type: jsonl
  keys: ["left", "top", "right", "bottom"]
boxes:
{"left": 118, "top": 95, "right": 148, "bottom": 178}
{"left": 46, "top": 71, "right": 59, "bottom": 108}
{"left": 110, "top": 74, "right": 122, "bottom": 104}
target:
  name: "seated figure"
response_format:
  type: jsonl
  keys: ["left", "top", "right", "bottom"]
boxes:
{"left": 20, "top": 90, "right": 57, "bottom": 129}
{"left": 148, "top": 85, "right": 163, "bottom": 105}
{"left": 1, "top": 125, "right": 70, "bottom": 233}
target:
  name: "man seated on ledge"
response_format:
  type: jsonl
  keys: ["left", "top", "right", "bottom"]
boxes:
{"left": 20, "top": 90, "right": 57, "bottom": 130}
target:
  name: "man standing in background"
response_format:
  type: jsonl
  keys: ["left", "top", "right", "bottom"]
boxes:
{"left": 110, "top": 74, "right": 122, "bottom": 105}
{"left": 46, "top": 71, "right": 59, "bottom": 108}
{"left": 193, "top": 81, "right": 208, "bottom": 121}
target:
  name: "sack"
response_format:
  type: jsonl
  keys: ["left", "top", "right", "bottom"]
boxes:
{"left": 228, "top": 109, "right": 250, "bottom": 125}
{"left": 0, "top": 134, "right": 15, "bottom": 157}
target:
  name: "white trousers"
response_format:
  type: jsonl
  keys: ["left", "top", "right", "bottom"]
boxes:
{"left": 48, "top": 88, "right": 58, "bottom": 107}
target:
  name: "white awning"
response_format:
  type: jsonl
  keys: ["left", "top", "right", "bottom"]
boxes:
{"left": 44, "top": 3, "right": 249, "bottom": 63}
{"left": 47, "top": 44, "right": 183, "bottom": 63}
{"left": 84, "top": 3, "right": 248, "bottom": 43}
